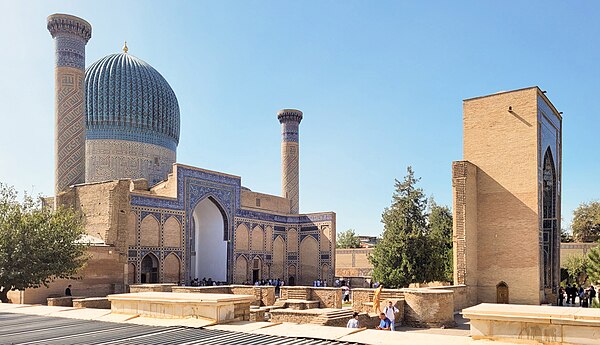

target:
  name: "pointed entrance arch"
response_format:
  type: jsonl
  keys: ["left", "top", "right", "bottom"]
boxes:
{"left": 542, "top": 148, "right": 559, "bottom": 293}
{"left": 191, "top": 197, "right": 228, "bottom": 282}
{"left": 497, "top": 281, "right": 509, "bottom": 304}
{"left": 141, "top": 253, "right": 159, "bottom": 283}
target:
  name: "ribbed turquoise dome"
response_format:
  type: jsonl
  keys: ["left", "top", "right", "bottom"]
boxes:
{"left": 85, "top": 53, "right": 180, "bottom": 150}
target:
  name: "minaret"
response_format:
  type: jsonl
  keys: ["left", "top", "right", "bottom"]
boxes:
{"left": 277, "top": 109, "right": 303, "bottom": 214}
{"left": 47, "top": 14, "right": 92, "bottom": 194}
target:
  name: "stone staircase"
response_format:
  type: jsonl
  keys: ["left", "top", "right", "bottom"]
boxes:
{"left": 287, "top": 289, "right": 309, "bottom": 300}
{"left": 309, "top": 309, "right": 355, "bottom": 326}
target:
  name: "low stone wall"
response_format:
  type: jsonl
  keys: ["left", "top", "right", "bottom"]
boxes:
{"left": 427, "top": 284, "right": 476, "bottom": 312}
{"left": 249, "top": 309, "right": 266, "bottom": 321}
{"left": 47, "top": 296, "right": 85, "bottom": 307}
{"left": 172, "top": 285, "right": 275, "bottom": 306}
{"left": 351, "top": 288, "right": 405, "bottom": 313}
{"left": 129, "top": 284, "right": 176, "bottom": 293}
{"left": 312, "top": 288, "right": 342, "bottom": 308}
{"left": 464, "top": 303, "right": 600, "bottom": 344}
{"left": 270, "top": 309, "right": 323, "bottom": 324}
{"left": 230, "top": 286, "right": 275, "bottom": 307}
{"left": 279, "top": 287, "right": 342, "bottom": 308}
{"left": 402, "top": 288, "right": 454, "bottom": 328}
{"left": 72, "top": 297, "right": 111, "bottom": 309}
{"left": 172, "top": 286, "right": 230, "bottom": 294}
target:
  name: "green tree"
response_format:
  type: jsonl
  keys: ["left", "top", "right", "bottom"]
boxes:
{"left": 428, "top": 199, "right": 453, "bottom": 283}
{"left": 561, "top": 228, "right": 574, "bottom": 243}
{"left": 587, "top": 244, "right": 600, "bottom": 285}
{"left": 336, "top": 229, "right": 361, "bottom": 248}
{"left": 563, "top": 255, "right": 589, "bottom": 285}
{"left": 370, "top": 167, "right": 450, "bottom": 288}
{"left": 572, "top": 201, "right": 600, "bottom": 242}
{"left": 0, "top": 184, "right": 88, "bottom": 303}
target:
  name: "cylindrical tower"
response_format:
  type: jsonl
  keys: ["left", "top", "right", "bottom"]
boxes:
{"left": 278, "top": 109, "right": 303, "bottom": 214}
{"left": 47, "top": 14, "right": 92, "bottom": 194}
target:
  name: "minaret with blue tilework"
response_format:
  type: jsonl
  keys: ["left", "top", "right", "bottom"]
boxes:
{"left": 278, "top": 109, "right": 303, "bottom": 214}
{"left": 47, "top": 14, "right": 91, "bottom": 194}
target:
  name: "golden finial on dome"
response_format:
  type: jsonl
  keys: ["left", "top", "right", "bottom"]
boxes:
{"left": 122, "top": 41, "right": 128, "bottom": 54}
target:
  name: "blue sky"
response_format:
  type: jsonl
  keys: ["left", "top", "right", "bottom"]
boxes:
{"left": 0, "top": 1, "right": 598, "bottom": 236}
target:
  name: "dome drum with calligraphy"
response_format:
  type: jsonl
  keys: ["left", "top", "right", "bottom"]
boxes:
{"left": 84, "top": 49, "right": 180, "bottom": 185}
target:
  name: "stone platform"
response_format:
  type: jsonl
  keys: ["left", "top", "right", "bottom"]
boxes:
{"left": 108, "top": 292, "right": 254, "bottom": 323}
{"left": 463, "top": 303, "right": 600, "bottom": 345}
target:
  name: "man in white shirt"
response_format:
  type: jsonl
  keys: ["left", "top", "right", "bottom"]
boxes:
{"left": 383, "top": 301, "right": 399, "bottom": 331}
{"left": 346, "top": 312, "right": 360, "bottom": 328}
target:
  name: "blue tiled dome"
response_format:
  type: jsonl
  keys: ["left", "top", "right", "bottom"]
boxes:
{"left": 85, "top": 53, "right": 180, "bottom": 150}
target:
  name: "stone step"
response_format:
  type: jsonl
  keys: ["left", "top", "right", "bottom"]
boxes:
{"left": 309, "top": 309, "right": 355, "bottom": 325}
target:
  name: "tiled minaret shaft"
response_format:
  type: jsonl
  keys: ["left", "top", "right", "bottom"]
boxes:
{"left": 47, "top": 14, "right": 91, "bottom": 194}
{"left": 278, "top": 109, "right": 303, "bottom": 214}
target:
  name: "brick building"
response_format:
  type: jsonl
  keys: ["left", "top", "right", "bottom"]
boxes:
{"left": 9, "top": 13, "right": 336, "bottom": 304}
{"left": 452, "top": 87, "right": 562, "bottom": 305}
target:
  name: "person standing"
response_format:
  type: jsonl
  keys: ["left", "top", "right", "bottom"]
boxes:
{"left": 589, "top": 286, "right": 596, "bottom": 307}
{"left": 65, "top": 285, "right": 72, "bottom": 296}
{"left": 376, "top": 313, "right": 391, "bottom": 331}
{"left": 342, "top": 285, "right": 350, "bottom": 303}
{"left": 557, "top": 287, "right": 564, "bottom": 306}
{"left": 346, "top": 312, "right": 360, "bottom": 328}
{"left": 384, "top": 301, "right": 399, "bottom": 331}
{"left": 571, "top": 284, "right": 578, "bottom": 304}
{"left": 372, "top": 284, "right": 384, "bottom": 313}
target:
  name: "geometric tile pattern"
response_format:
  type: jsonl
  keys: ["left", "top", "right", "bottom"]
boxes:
{"left": 278, "top": 109, "right": 303, "bottom": 214}
{"left": 129, "top": 164, "right": 334, "bottom": 284}
{"left": 54, "top": 70, "right": 86, "bottom": 193}
{"left": 85, "top": 139, "right": 175, "bottom": 185}
{"left": 48, "top": 14, "right": 92, "bottom": 194}
{"left": 85, "top": 53, "right": 180, "bottom": 151}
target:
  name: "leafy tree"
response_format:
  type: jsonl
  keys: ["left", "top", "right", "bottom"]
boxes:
{"left": 336, "top": 229, "right": 361, "bottom": 248}
{"left": 0, "top": 184, "right": 88, "bottom": 303}
{"left": 587, "top": 244, "right": 600, "bottom": 285}
{"left": 370, "top": 167, "right": 451, "bottom": 288}
{"left": 563, "top": 255, "right": 589, "bottom": 285}
{"left": 428, "top": 199, "right": 453, "bottom": 282}
{"left": 572, "top": 201, "right": 600, "bottom": 242}
{"left": 561, "top": 228, "right": 574, "bottom": 243}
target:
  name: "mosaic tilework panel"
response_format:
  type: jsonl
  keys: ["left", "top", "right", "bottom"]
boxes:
{"left": 85, "top": 139, "right": 175, "bottom": 185}
{"left": 47, "top": 15, "right": 91, "bottom": 69}
{"left": 54, "top": 35, "right": 86, "bottom": 69}
{"left": 54, "top": 70, "right": 86, "bottom": 193}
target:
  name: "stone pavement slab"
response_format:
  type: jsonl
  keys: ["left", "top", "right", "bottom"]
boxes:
{"left": 46, "top": 307, "right": 111, "bottom": 320}
{"left": 0, "top": 304, "right": 72, "bottom": 315}
{"left": 338, "top": 329, "right": 514, "bottom": 345}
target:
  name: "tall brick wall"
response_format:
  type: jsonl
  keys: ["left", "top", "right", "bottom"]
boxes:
{"left": 454, "top": 87, "right": 562, "bottom": 305}
{"left": 452, "top": 161, "right": 478, "bottom": 288}
{"left": 10, "top": 246, "right": 125, "bottom": 304}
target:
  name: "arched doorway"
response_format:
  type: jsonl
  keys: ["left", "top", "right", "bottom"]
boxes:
{"left": 252, "top": 257, "right": 262, "bottom": 283}
{"left": 497, "top": 281, "right": 509, "bottom": 304}
{"left": 127, "top": 263, "right": 136, "bottom": 285}
{"left": 542, "top": 149, "right": 559, "bottom": 294}
{"left": 288, "top": 264, "right": 297, "bottom": 286}
{"left": 299, "top": 236, "right": 319, "bottom": 286}
{"left": 141, "top": 254, "right": 159, "bottom": 283}
{"left": 191, "top": 197, "right": 228, "bottom": 282}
